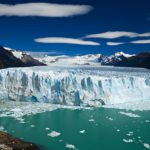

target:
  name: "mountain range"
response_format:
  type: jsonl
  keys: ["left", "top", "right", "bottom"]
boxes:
{"left": 35, "top": 50, "right": 150, "bottom": 69}
{"left": 0, "top": 45, "right": 149, "bottom": 69}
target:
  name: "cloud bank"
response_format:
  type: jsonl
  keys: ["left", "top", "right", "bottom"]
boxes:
{"left": 0, "top": 3, "right": 93, "bottom": 17}
{"left": 106, "top": 42, "right": 124, "bottom": 46}
{"left": 131, "top": 39, "right": 150, "bottom": 44}
{"left": 35, "top": 37, "right": 100, "bottom": 46}
{"left": 85, "top": 31, "right": 150, "bottom": 39}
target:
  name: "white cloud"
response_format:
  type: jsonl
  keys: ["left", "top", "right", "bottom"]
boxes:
{"left": 85, "top": 31, "right": 150, "bottom": 39}
{"left": 34, "top": 37, "right": 100, "bottom": 46}
{"left": 137, "top": 32, "right": 150, "bottom": 37}
{"left": 131, "top": 39, "right": 150, "bottom": 44}
{"left": 106, "top": 42, "right": 124, "bottom": 46}
{"left": 85, "top": 31, "right": 137, "bottom": 39}
{"left": 0, "top": 3, "right": 93, "bottom": 17}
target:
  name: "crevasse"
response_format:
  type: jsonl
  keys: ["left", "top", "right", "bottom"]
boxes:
{"left": 0, "top": 66, "right": 150, "bottom": 107}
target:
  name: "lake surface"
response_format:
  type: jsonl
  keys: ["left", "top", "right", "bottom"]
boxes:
{"left": 0, "top": 107, "right": 150, "bottom": 150}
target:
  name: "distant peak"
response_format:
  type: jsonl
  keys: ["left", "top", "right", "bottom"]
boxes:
{"left": 114, "top": 51, "right": 134, "bottom": 58}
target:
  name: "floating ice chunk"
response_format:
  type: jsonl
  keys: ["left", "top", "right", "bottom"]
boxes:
{"left": 18, "top": 118, "right": 25, "bottom": 124}
{"left": 119, "top": 111, "right": 140, "bottom": 118}
{"left": 106, "top": 116, "right": 114, "bottom": 121}
{"left": 129, "top": 131, "right": 133, "bottom": 134}
{"left": 123, "top": 139, "right": 134, "bottom": 143}
{"left": 79, "top": 130, "right": 85, "bottom": 134}
{"left": 126, "top": 131, "right": 134, "bottom": 136}
{"left": 108, "top": 118, "right": 114, "bottom": 121}
{"left": 0, "top": 114, "right": 9, "bottom": 117}
{"left": 88, "top": 119, "right": 95, "bottom": 122}
{"left": 45, "top": 128, "right": 50, "bottom": 130}
{"left": 30, "top": 125, "right": 35, "bottom": 128}
{"left": 144, "top": 143, "right": 150, "bottom": 149}
{"left": 145, "top": 120, "right": 150, "bottom": 123}
{"left": 138, "top": 136, "right": 142, "bottom": 142}
{"left": 117, "top": 129, "right": 120, "bottom": 132}
{"left": 48, "top": 131, "right": 61, "bottom": 137}
{"left": 126, "top": 133, "right": 132, "bottom": 136}
{"left": 66, "top": 144, "right": 77, "bottom": 150}
{"left": 0, "top": 101, "right": 87, "bottom": 121}
{"left": 59, "top": 140, "right": 63, "bottom": 142}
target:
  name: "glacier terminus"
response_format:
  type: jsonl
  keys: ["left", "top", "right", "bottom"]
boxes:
{"left": 0, "top": 65, "right": 150, "bottom": 107}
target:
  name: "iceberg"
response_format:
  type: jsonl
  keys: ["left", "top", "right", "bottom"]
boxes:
{"left": 47, "top": 131, "right": 61, "bottom": 137}
{"left": 0, "top": 66, "right": 150, "bottom": 107}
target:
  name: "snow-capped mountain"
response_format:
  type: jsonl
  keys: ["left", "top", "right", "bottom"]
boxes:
{"left": 35, "top": 54, "right": 102, "bottom": 66}
{"left": 101, "top": 51, "right": 135, "bottom": 65}
{"left": 0, "top": 46, "right": 45, "bottom": 69}
{"left": 4, "top": 46, "right": 28, "bottom": 59}
{"left": 1, "top": 46, "right": 136, "bottom": 67}
{"left": 35, "top": 51, "right": 134, "bottom": 66}
{"left": 115, "top": 51, "right": 150, "bottom": 69}
{"left": 0, "top": 45, "right": 25, "bottom": 69}
{"left": 1, "top": 45, "right": 149, "bottom": 69}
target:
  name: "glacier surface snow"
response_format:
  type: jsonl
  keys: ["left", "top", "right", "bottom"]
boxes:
{"left": 0, "top": 66, "right": 150, "bottom": 107}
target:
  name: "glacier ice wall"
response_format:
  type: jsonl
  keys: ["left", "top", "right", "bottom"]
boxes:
{"left": 0, "top": 66, "right": 150, "bottom": 106}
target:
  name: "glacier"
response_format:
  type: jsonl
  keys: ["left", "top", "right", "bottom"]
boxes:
{"left": 0, "top": 66, "right": 150, "bottom": 107}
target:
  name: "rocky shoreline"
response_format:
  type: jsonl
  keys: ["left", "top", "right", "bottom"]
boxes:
{"left": 0, "top": 131, "right": 39, "bottom": 150}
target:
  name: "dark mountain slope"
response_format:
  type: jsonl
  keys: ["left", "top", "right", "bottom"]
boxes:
{"left": 21, "top": 53, "right": 46, "bottom": 66}
{"left": 0, "top": 46, "right": 25, "bottom": 69}
{"left": 115, "top": 52, "right": 150, "bottom": 69}
{"left": 0, "top": 46, "right": 46, "bottom": 69}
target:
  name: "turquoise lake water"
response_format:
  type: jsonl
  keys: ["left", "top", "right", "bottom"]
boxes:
{"left": 0, "top": 107, "right": 150, "bottom": 150}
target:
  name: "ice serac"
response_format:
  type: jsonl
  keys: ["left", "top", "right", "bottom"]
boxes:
{"left": 0, "top": 66, "right": 150, "bottom": 107}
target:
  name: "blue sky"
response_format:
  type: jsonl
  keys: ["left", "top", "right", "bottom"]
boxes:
{"left": 0, "top": 0, "right": 150, "bottom": 56}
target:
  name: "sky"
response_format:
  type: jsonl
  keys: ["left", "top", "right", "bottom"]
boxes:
{"left": 0, "top": 0, "right": 150, "bottom": 56}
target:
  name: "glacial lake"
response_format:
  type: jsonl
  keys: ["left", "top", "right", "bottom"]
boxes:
{"left": 0, "top": 106, "right": 150, "bottom": 150}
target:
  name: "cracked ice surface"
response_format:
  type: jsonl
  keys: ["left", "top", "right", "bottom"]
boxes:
{"left": 0, "top": 66, "right": 150, "bottom": 107}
